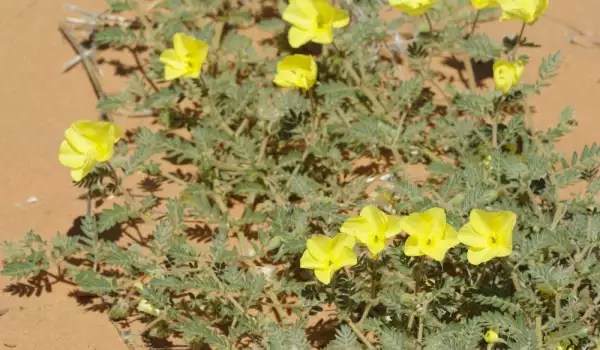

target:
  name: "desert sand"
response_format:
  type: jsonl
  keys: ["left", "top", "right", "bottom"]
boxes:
{"left": 0, "top": 0, "right": 598, "bottom": 349}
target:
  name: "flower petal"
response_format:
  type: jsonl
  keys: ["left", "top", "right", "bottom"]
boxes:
{"left": 384, "top": 214, "right": 404, "bottom": 238}
{"left": 422, "top": 240, "right": 449, "bottom": 262}
{"left": 425, "top": 207, "right": 446, "bottom": 239}
{"left": 443, "top": 224, "right": 460, "bottom": 247}
{"left": 64, "top": 125, "right": 95, "bottom": 154}
{"left": 331, "top": 7, "right": 350, "bottom": 28}
{"left": 300, "top": 250, "right": 327, "bottom": 269}
{"left": 403, "top": 235, "right": 422, "bottom": 257}
{"left": 457, "top": 223, "right": 487, "bottom": 248}
{"left": 471, "top": 209, "right": 516, "bottom": 240}
{"left": 70, "top": 155, "right": 97, "bottom": 182}
{"left": 365, "top": 238, "right": 386, "bottom": 257}
{"left": 288, "top": 27, "right": 315, "bottom": 48}
{"left": 467, "top": 247, "right": 496, "bottom": 265}
{"left": 314, "top": 267, "right": 334, "bottom": 285}
{"left": 360, "top": 205, "right": 387, "bottom": 233}
{"left": 330, "top": 233, "right": 356, "bottom": 257}
{"left": 312, "top": 28, "right": 334, "bottom": 44}
{"left": 159, "top": 49, "right": 186, "bottom": 70}
{"left": 58, "top": 140, "right": 86, "bottom": 168}
{"left": 332, "top": 247, "right": 357, "bottom": 270}
{"left": 306, "top": 235, "right": 332, "bottom": 262}
{"left": 340, "top": 216, "right": 373, "bottom": 244}
{"left": 282, "top": 2, "right": 316, "bottom": 30}
{"left": 400, "top": 212, "right": 430, "bottom": 237}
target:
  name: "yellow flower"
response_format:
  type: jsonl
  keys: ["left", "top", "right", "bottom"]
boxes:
{"left": 497, "top": 0, "right": 548, "bottom": 24}
{"left": 388, "top": 0, "right": 439, "bottom": 16}
{"left": 458, "top": 209, "right": 517, "bottom": 265}
{"left": 282, "top": 0, "right": 350, "bottom": 48}
{"left": 471, "top": 0, "right": 500, "bottom": 9}
{"left": 555, "top": 341, "right": 575, "bottom": 350}
{"left": 300, "top": 233, "right": 357, "bottom": 285}
{"left": 137, "top": 299, "right": 161, "bottom": 316}
{"left": 493, "top": 59, "right": 524, "bottom": 95}
{"left": 58, "top": 120, "right": 123, "bottom": 182}
{"left": 401, "top": 207, "right": 459, "bottom": 262}
{"left": 340, "top": 205, "right": 403, "bottom": 256}
{"left": 484, "top": 328, "right": 501, "bottom": 344}
{"left": 273, "top": 54, "right": 318, "bottom": 90}
{"left": 159, "top": 32, "right": 208, "bottom": 81}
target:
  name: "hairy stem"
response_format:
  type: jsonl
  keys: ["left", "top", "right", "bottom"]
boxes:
{"left": 346, "top": 318, "right": 375, "bottom": 350}
{"left": 424, "top": 13, "right": 434, "bottom": 36}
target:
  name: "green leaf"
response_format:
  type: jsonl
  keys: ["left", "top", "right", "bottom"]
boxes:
{"left": 256, "top": 18, "right": 286, "bottom": 32}
{"left": 72, "top": 270, "right": 116, "bottom": 295}
{"left": 327, "top": 325, "right": 361, "bottom": 350}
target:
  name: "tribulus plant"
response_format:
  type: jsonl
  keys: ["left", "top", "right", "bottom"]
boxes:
{"left": 4, "top": 0, "right": 600, "bottom": 349}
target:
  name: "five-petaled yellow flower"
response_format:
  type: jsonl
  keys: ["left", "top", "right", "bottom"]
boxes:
{"left": 493, "top": 59, "right": 524, "bottom": 95}
{"left": 58, "top": 120, "right": 123, "bottom": 182}
{"left": 497, "top": 0, "right": 548, "bottom": 24}
{"left": 300, "top": 233, "right": 357, "bottom": 285}
{"left": 401, "top": 207, "right": 459, "bottom": 262}
{"left": 282, "top": 0, "right": 350, "bottom": 48}
{"left": 159, "top": 32, "right": 208, "bottom": 81}
{"left": 484, "top": 328, "right": 501, "bottom": 344}
{"left": 471, "top": 0, "right": 499, "bottom": 9}
{"left": 273, "top": 54, "right": 318, "bottom": 90}
{"left": 457, "top": 209, "right": 517, "bottom": 265}
{"left": 388, "top": 0, "right": 439, "bottom": 16}
{"left": 340, "top": 205, "right": 403, "bottom": 256}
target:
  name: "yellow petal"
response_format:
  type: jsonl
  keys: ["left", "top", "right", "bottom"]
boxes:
{"left": 58, "top": 140, "right": 87, "bottom": 168}
{"left": 300, "top": 250, "right": 328, "bottom": 269}
{"left": 330, "top": 233, "right": 356, "bottom": 258}
{"left": 331, "top": 247, "right": 357, "bottom": 270}
{"left": 384, "top": 214, "right": 404, "bottom": 238}
{"left": 164, "top": 65, "right": 186, "bottom": 81}
{"left": 312, "top": 28, "right": 334, "bottom": 44}
{"left": 331, "top": 7, "right": 350, "bottom": 28}
{"left": 365, "top": 237, "right": 386, "bottom": 257}
{"left": 457, "top": 223, "right": 487, "bottom": 248}
{"left": 288, "top": 26, "right": 316, "bottom": 48}
{"left": 282, "top": 1, "right": 317, "bottom": 30}
{"left": 173, "top": 32, "right": 198, "bottom": 59}
{"left": 306, "top": 235, "right": 332, "bottom": 262}
{"left": 443, "top": 224, "right": 460, "bottom": 247}
{"left": 421, "top": 239, "right": 449, "bottom": 262}
{"left": 360, "top": 205, "right": 387, "bottom": 233}
{"left": 314, "top": 267, "right": 334, "bottom": 285}
{"left": 159, "top": 49, "right": 187, "bottom": 70}
{"left": 400, "top": 212, "right": 430, "bottom": 237}
{"left": 273, "top": 70, "right": 298, "bottom": 88}
{"left": 404, "top": 235, "right": 422, "bottom": 257}
{"left": 72, "top": 121, "right": 122, "bottom": 162}
{"left": 70, "top": 155, "right": 97, "bottom": 182}
{"left": 64, "top": 125, "right": 95, "bottom": 154}
{"left": 471, "top": 209, "right": 516, "bottom": 240}
{"left": 424, "top": 207, "right": 446, "bottom": 239}
{"left": 340, "top": 216, "right": 373, "bottom": 244}
{"left": 467, "top": 247, "right": 496, "bottom": 265}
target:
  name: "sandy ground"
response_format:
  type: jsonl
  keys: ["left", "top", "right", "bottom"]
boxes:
{"left": 0, "top": 0, "right": 599, "bottom": 349}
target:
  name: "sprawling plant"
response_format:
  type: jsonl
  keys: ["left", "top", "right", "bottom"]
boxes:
{"left": 3, "top": 0, "right": 599, "bottom": 349}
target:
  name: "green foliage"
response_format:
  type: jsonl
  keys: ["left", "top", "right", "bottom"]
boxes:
{"left": 3, "top": 0, "right": 600, "bottom": 349}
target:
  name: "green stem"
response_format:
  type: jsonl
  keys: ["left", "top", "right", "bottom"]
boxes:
{"left": 417, "top": 308, "right": 426, "bottom": 350}
{"left": 346, "top": 318, "right": 375, "bottom": 350}
{"left": 536, "top": 315, "right": 544, "bottom": 349}
{"left": 199, "top": 77, "right": 235, "bottom": 136}
{"left": 512, "top": 22, "right": 527, "bottom": 60}
{"left": 467, "top": 10, "right": 480, "bottom": 38}
{"left": 424, "top": 13, "right": 434, "bottom": 36}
